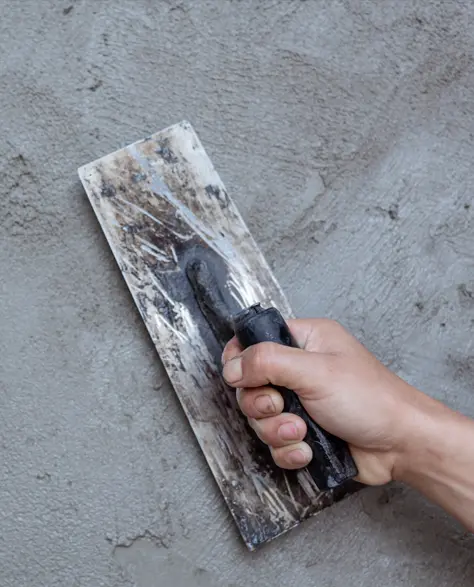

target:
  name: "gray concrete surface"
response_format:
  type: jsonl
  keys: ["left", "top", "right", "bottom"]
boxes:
{"left": 1, "top": 0, "right": 474, "bottom": 585}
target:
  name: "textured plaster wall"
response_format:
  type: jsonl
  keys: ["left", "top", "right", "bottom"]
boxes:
{"left": 1, "top": 1, "right": 474, "bottom": 585}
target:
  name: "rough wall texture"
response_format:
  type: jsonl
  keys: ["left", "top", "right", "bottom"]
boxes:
{"left": 1, "top": 1, "right": 474, "bottom": 585}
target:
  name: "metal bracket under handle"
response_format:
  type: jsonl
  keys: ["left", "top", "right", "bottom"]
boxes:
{"left": 232, "top": 303, "right": 358, "bottom": 491}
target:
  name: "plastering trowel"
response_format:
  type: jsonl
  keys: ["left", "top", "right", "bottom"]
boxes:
{"left": 78, "top": 121, "right": 358, "bottom": 550}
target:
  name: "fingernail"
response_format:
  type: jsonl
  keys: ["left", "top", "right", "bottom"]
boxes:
{"left": 223, "top": 356, "right": 242, "bottom": 384}
{"left": 278, "top": 422, "right": 299, "bottom": 441}
{"left": 254, "top": 395, "right": 275, "bottom": 414}
{"left": 288, "top": 448, "right": 311, "bottom": 466}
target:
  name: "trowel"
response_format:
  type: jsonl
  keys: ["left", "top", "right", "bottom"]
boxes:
{"left": 78, "top": 121, "right": 358, "bottom": 550}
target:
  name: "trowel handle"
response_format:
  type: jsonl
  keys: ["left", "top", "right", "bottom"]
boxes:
{"left": 232, "top": 304, "right": 358, "bottom": 491}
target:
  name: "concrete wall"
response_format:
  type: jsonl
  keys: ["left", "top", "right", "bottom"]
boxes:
{"left": 1, "top": 1, "right": 473, "bottom": 585}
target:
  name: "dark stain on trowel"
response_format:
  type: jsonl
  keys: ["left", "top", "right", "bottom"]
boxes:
{"left": 184, "top": 248, "right": 237, "bottom": 346}
{"left": 205, "top": 184, "right": 230, "bottom": 207}
{"left": 155, "top": 139, "right": 179, "bottom": 164}
{"left": 100, "top": 180, "right": 116, "bottom": 199}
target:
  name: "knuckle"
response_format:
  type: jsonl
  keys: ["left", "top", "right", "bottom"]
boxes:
{"left": 307, "top": 318, "right": 348, "bottom": 351}
{"left": 248, "top": 418, "right": 270, "bottom": 444}
{"left": 251, "top": 342, "right": 277, "bottom": 374}
{"left": 319, "top": 318, "right": 345, "bottom": 335}
{"left": 236, "top": 389, "right": 249, "bottom": 413}
{"left": 247, "top": 417, "right": 259, "bottom": 435}
{"left": 269, "top": 447, "right": 288, "bottom": 469}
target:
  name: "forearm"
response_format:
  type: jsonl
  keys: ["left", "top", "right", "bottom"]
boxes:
{"left": 395, "top": 392, "right": 474, "bottom": 532}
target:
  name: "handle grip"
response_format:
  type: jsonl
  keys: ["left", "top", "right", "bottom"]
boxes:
{"left": 232, "top": 304, "right": 357, "bottom": 490}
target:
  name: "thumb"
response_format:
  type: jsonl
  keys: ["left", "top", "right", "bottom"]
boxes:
{"left": 222, "top": 341, "right": 327, "bottom": 393}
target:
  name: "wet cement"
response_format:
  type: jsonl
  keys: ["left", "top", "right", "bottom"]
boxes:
{"left": 1, "top": 1, "right": 474, "bottom": 585}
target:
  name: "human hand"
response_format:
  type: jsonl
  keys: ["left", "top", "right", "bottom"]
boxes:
{"left": 222, "top": 318, "right": 429, "bottom": 486}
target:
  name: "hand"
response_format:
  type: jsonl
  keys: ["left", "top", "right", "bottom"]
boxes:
{"left": 222, "top": 318, "right": 428, "bottom": 486}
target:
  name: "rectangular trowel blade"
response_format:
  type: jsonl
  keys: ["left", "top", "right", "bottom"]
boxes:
{"left": 78, "top": 121, "right": 350, "bottom": 550}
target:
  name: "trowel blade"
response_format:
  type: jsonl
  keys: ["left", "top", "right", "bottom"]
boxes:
{"left": 78, "top": 121, "right": 352, "bottom": 550}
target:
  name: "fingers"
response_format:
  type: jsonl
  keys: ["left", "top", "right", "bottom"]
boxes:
{"left": 286, "top": 318, "right": 348, "bottom": 353}
{"left": 223, "top": 341, "right": 328, "bottom": 395}
{"left": 237, "top": 386, "right": 312, "bottom": 468}
{"left": 271, "top": 442, "right": 313, "bottom": 469}
{"left": 222, "top": 319, "right": 345, "bottom": 364}
{"left": 284, "top": 319, "right": 316, "bottom": 349}
{"left": 222, "top": 335, "right": 242, "bottom": 365}
{"left": 222, "top": 320, "right": 316, "bottom": 364}
{"left": 248, "top": 411, "right": 313, "bottom": 468}
{"left": 236, "top": 386, "right": 284, "bottom": 418}
{"left": 222, "top": 323, "right": 325, "bottom": 473}
{"left": 248, "top": 413, "right": 307, "bottom": 448}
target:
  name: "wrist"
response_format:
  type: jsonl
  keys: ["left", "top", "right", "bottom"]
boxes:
{"left": 391, "top": 388, "right": 474, "bottom": 531}
{"left": 392, "top": 387, "right": 462, "bottom": 484}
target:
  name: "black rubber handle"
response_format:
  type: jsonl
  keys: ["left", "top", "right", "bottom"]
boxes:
{"left": 232, "top": 303, "right": 358, "bottom": 490}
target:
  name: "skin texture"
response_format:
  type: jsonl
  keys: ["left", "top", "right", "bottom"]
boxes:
{"left": 222, "top": 319, "right": 474, "bottom": 532}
